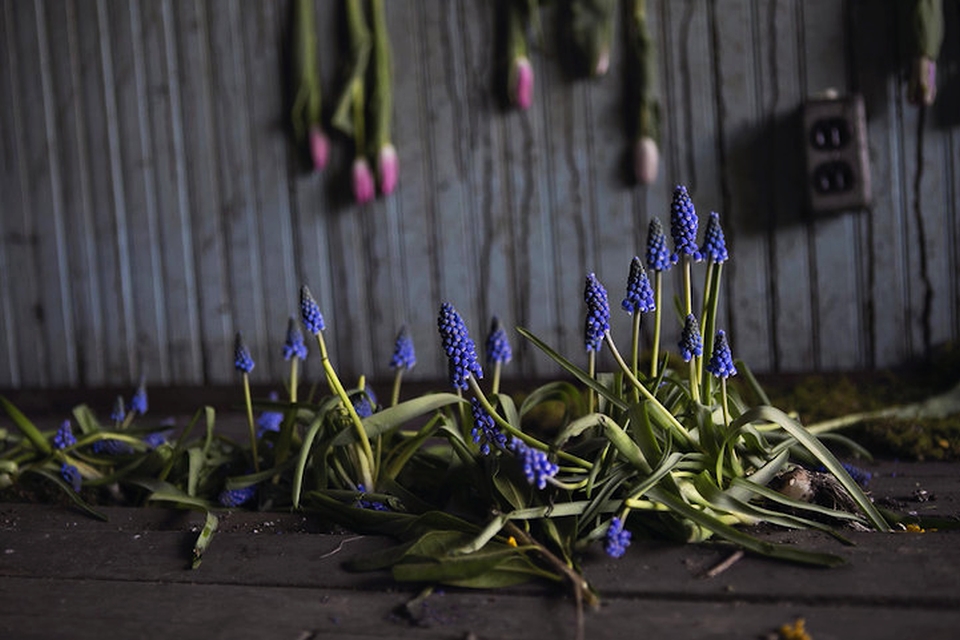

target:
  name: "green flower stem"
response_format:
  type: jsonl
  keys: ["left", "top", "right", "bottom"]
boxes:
{"left": 603, "top": 332, "right": 697, "bottom": 449}
{"left": 390, "top": 369, "right": 403, "bottom": 407}
{"left": 289, "top": 356, "right": 300, "bottom": 403}
{"left": 587, "top": 351, "right": 597, "bottom": 414}
{"left": 331, "top": 0, "right": 371, "bottom": 141}
{"left": 689, "top": 359, "right": 701, "bottom": 404}
{"left": 650, "top": 271, "right": 663, "bottom": 377}
{"left": 468, "top": 377, "right": 593, "bottom": 470}
{"left": 720, "top": 377, "right": 730, "bottom": 429}
{"left": 290, "top": 0, "right": 322, "bottom": 141}
{"left": 313, "top": 332, "right": 375, "bottom": 488}
{"left": 242, "top": 372, "right": 260, "bottom": 473}
{"left": 682, "top": 255, "right": 693, "bottom": 317}
{"left": 491, "top": 361, "right": 503, "bottom": 396}
{"left": 699, "top": 262, "right": 723, "bottom": 400}
{"left": 630, "top": 312, "right": 642, "bottom": 404}
{"left": 369, "top": 0, "right": 392, "bottom": 150}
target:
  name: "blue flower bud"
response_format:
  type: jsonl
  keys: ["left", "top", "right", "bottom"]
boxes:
{"left": 283, "top": 316, "right": 308, "bottom": 360}
{"left": 485, "top": 316, "right": 513, "bottom": 365}
{"left": 621, "top": 257, "right": 656, "bottom": 315}
{"left": 389, "top": 326, "right": 416, "bottom": 370}
{"left": 299, "top": 285, "right": 325, "bottom": 335}
{"left": 584, "top": 273, "right": 611, "bottom": 352}
{"left": 679, "top": 314, "right": 703, "bottom": 362}
{"left": 670, "top": 185, "right": 702, "bottom": 261}
{"left": 706, "top": 330, "right": 737, "bottom": 378}
{"left": 437, "top": 303, "right": 483, "bottom": 390}
{"left": 234, "top": 332, "right": 255, "bottom": 374}
{"left": 646, "top": 217, "right": 672, "bottom": 272}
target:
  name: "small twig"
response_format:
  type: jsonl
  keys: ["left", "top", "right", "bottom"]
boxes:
{"left": 318, "top": 535, "right": 365, "bottom": 560}
{"left": 702, "top": 549, "right": 744, "bottom": 579}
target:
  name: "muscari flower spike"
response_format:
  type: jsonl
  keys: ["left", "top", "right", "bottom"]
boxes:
{"left": 670, "top": 185, "right": 702, "bottom": 261}
{"left": 604, "top": 516, "right": 632, "bottom": 558}
{"left": 234, "top": 333, "right": 255, "bottom": 374}
{"left": 706, "top": 330, "right": 737, "bottom": 379}
{"left": 437, "top": 303, "right": 483, "bottom": 390}
{"left": 53, "top": 420, "right": 76, "bottom": 450}
{"left": 143, "top": 431, "right": 170, "bottom": 449}
{"left": 256, "top": 410, "right": 284, "bottom": 438}
{"left": 219, "top": 484, "right": 257, "bottom": 508}
{"left": 130, "top": 381, "right": 148, "bottom": 415}
{"left": 355, "top": 484, "right": 390, "bottom": 511}
{"left": 389, "top": 326, "right": 416, "bottom": 370}
{"left": 509, "top": 437, "right": 558, "bottom": 490}
{"left": 485, "top": 316, "right": 512, "bottom": 366}
{"left": 111, "top": 396, "right": 126, "bottom": 423}
{"left": 60, "top": 463, "right": 82, "bottom": 493}
{"left": 353, "top": 393, "right": 374, "bottom": 419}
{"left": 584, "top": 273, "right": 611, "bottom": 352}
{"left": 471, "top": 397, "right": 507, "bottom": 456}
{"left": 93, "top": 438, "right": 134, "bottom": 456}
{"left": 646, "top": 217, "right": 672, "bottom": 272}
{"left": 679, "top": 314, "right": 703, "bottom": 362}
{"left": 700, "top": 211, "right": 729, "bottom": 264}
{"left": 299, "top": 285, "right": 325, "bottom": 335}
{"left": 622, "top": 257, "right": 656, "bottom": 315}
{"left": 283, "top": 316, "right": 308, "bottom": 361}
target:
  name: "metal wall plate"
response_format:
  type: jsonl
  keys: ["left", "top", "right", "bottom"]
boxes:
{"left": 802, "top": 94, "right": 871, "bottom": 213}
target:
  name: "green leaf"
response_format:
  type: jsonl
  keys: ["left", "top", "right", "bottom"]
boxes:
{"left": 517, "top": 327, "right": 629, "bottom": 412}
{"left": 192, "top": 511, "right": 219, "bottom": 569}
{"left": 0, "top": 396, "right": 51, "bottom": 455}
{"left": 598, "top": 414, "right": 652, "bottom": 474}
{"left": 730, "top": 406, "right": 889, "bottom": 531}
{"left": 391, "top": 546, "right": 536, "bottom": 583}
{"left": 519, "top": 381, "right": 585, "bottom": 420}
{"left": 292, "top": 412, "right": 328, "bottom": 508}
{"left": 331, "top": 393, "right": 464, "bottom": 447}
{"left": 645, "top": 485, "right": 846, "bottom": 567}
{"left": 24, "top": 468, "right": 107, "bottom": 521}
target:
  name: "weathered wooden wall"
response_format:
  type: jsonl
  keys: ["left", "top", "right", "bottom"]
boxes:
{"left": 1, "top": 0, "right": 958, "bottom": 390}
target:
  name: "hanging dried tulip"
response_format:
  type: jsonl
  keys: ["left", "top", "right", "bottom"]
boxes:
{"left": 507, "top": 0, "right": 535, "bottom": 110}
{"left": 369, "top": 0, "right": 398, "bottom": 195}
{"left": 908, "top": 0, "right": 943, "bottom": 106}
{"left": 291, "top": 0, "right": 329, "bottom": 171}
{"left": 332, "top": 0, "right": 373, "bottom": 202}
{"left": 569, "top": 0, "right": 617, "bottom": 77}
{"left": 627, "top": 0, "right": 660, "bottom": 185}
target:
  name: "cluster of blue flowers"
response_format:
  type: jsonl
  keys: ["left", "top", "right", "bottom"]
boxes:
{"left": 706, "top": 330, "right": 737, "bottom": 379}
{"left": 437, "top": 302, "right": 483, "bottom": 390}
{"left": 130, "top": 383, "right": 148, "bottom": 415}
{"left": 678, "top": 314, "right": 703, "bottom": 362}
{"left": 670, "top": 185, "right": 703, "bottom": 262}
{"left": 389, "top": 326, "right": 417, "bottom": 370}
{"left": 299, "top": 285, "right": 326, "bottom": 335}
{"left": 355, "top": 484, "right": 389, "bottom": 511}
{"left": 218, "top": 484, "right": 257, "bottom": 508}
{"left": 110, "top": 396, "right": 126, "bottom": 423}
{"left": 471, "top": 398, "right": 507, "bottom": 455}
{"left": 92, "top": 438, "right": 134, "bottom": 456}
{"left": 485, "top": 317, "right": 513, "bottom": 365}
{"left": 604, "top": 516, "right": 632, "bottom": 558}
{"left": 53, "top": 421, "right": 76, "bottom": 450}
{"left": 621, "top": 257, "right": 656, "bottom": 315}
{"left": 508, "top": 437, "right": 558, "bottom": 490}
{"left": 234, "top": 333, "right": 255, "bottom": 373}
{"left": 583, "top": 273, "right": 611, "bottom": 352}
{"left": 283, "top": 316, "right": 308, "bottom": 360}
{"left": 700, "top": 211, "right": 729, "bottom": 264}
{"left": 60, "top": 463, "right": 82, "bottom": 493}
{"left": 646, "top": 218, "right": 672, "bottom": 272}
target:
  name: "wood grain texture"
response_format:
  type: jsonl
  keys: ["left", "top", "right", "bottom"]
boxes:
{"left": 1, "top": 0, "right": 958, "bottom": 389}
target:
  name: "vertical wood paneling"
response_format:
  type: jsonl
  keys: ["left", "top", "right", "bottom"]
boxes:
{"left": 2, "top": 0, "right": 959, "bottom": 389}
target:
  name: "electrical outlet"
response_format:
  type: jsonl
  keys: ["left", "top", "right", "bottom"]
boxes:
{"left": 802, "top": 94, "right": 871, "bottom": 213}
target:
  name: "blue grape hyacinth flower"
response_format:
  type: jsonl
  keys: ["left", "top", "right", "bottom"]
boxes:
{"left": 53, "top": 420, "right": 76, "bottom": 450}
{"left": 283, "top": 316, "right": 308, "bottom": 360}
{"left": 130, "top": 381, "right": 148, "bottom": 415}
{"left": 234, "top": 333, "right": 255, "bottom": 374}
{"left": 219, "top": 484, "right": 257, "bottom": 508}
{"left": 706, "top": 330, "right": 738, "bottom": 379}
{"left": 60, "top": 463, "right": 82, "bottom": 493}
{"left": 485, "top": 316, "right": 512, "bottom": 366}
{"left": 604, "top": 516, "right": 632, "bottom": 558}
{"left": 92, "top": 438, "right": 135, "bottom": 456}
{"left": 670, "top": 185, "right": 702, "bottom": 262}
{"left": 584, "top": 273, "right": 611, "bottom": 352}
{"left": 470, "top": 397, "right": 507, "bottom": 455}
{"left": 299, "top": 285, "right": 326, "bottom": 335}
{"left": 646, "top": 217, "right": 672, "bottom": 272}
{"left": 509, "top": 437, "right": 558, "bottom": 490}
{"left": 700, "top": 211, "right": 729, "bottom": 264}
{"left": 621, "top": 257, "right": 656, "bottom": 315}
{"left": 437, "top": 303, "right": 483, "bottom": 390}
{"left": 111, "top": 396, "right": 126, "bottom": 423}
{"left": 389, "top": 326, "right": 416, "bottom": 370}
{"left": 354, "top": 484, "right": 390, "bottom": 511}
{"left": 679, "top": 314, "right": 703, "bottom": 362}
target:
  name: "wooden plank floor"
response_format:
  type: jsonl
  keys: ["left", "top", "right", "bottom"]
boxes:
{"left": 2, "top": 460, "right": 959, "bottom": 639}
